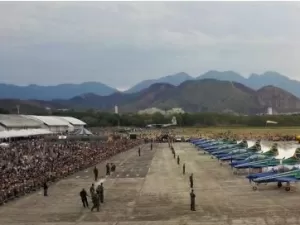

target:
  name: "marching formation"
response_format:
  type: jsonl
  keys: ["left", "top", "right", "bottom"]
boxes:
{"left": 169, "top": 141, "right": 196, "bottom": 211}
{"left": 190, "top": 138, "right": 300, "bottom": 192}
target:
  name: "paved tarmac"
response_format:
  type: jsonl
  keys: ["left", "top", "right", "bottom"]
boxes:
{"left": 2, "top": 142, "right": 300, "bottom": 225}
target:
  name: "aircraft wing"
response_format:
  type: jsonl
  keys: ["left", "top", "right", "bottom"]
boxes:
{"left": 274, "top": 177, "right": 300, "bottom": 182}
{"left": 253, "top": 169, "right": 300, "bottom": 182}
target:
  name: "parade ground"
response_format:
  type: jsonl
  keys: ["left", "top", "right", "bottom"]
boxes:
{"left": 2, "top": 143, "right": 300, "bottom": 225}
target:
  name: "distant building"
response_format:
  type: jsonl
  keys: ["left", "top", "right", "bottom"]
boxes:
{"left": 138, "top": 107, "right": 185, "bottom": 115}
{"left": 267, "top": 107, "right": 273, "bottom": 115}
{"left": 166, "top": 108, "right": 185, "bottom": 115}
{"left": 138, "top": 107, "right": 166, "bottom": 115}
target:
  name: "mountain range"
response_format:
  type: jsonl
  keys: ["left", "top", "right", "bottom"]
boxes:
{"left": 0, "top": 82, "right": 117, "bottom": 100}
{"left": 126, "top": 71, "right": 300, "bottom": 99}
{"left": 2, "top": 70, "right": 300, "bottom": 115}
{"left": 1, "top": 71, "right": 300, "bottom": 100}
{"left": 48, "top": 79, "right": 300, "bottom": 114}
{"left": 1, "top": 78, "right": 300, "bottom": 114}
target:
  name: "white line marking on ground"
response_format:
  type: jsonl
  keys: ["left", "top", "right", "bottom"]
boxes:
{"left": 126, "top": 174, "right": 129, "bottom": 177}
{"left": 95, "top": 178, "right": 106, "bottom": 186}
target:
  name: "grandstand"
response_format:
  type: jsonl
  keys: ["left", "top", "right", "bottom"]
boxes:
{"left": 0, "top": 114, "right": 42, "bottom": 130}
{"left": 0, "top": 114, "right": 90, "bottom": 139}
{"left": 23, "top": 115, "right": 73, "bottom": 133}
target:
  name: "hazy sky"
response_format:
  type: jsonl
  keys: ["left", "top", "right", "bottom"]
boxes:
{"left": 1, "top": 2, "right": 300, "bottom": 90}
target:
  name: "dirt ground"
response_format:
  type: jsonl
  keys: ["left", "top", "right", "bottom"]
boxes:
{"left": 1, "top": 142, "right": 300, "bottom": 225}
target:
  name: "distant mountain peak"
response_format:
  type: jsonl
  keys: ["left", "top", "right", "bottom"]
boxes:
{"left": 125, "top": 72, "right": 193, "bottom": 93}
{"left": 165, "top": 72, "right": 190, "bottom": 78}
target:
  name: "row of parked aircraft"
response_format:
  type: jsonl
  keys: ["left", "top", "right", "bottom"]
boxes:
{"left": 191, "top": 138, "right": 300, "bottom": 192}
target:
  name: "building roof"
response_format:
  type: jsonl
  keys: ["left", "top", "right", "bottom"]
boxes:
{"left": 59, "top": 116, "right": 86, "bottom": 126}
{"left": 0, "top": 125, "right": 5, "bottom": 131}
{"left": 0, "top": 114, "right": 42, "bottom": 128}
{"left": 0, "top": 128, "right": 53, "bottom": 139}
{"left": 25, "top": 115, "right": 70, "bottom": 127}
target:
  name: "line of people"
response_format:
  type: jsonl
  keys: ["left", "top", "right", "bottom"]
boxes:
{"left": 169, "top": 141, "right": 196, "bottom": 212}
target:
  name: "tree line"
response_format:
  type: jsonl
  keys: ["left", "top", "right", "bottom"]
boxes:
{"left": 51, "top": 110, "right": 300, "bottom": 127}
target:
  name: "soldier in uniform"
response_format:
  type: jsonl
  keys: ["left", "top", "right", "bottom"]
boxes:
{"left": 90, "top": 183, "right": 95, "bottom": 196}
{"left": 189, "top": 173, "right": 194, "bottom": 188}
{"left": 150, "top": 143, "right": 153, "bottom": 150}
{"left": 190, "top": 189, "right": 196, "bottom": 211}
{"left": 99, "top": 182, "right": 104, "bottom": 203}
{"left": 43, "top": 182, "right": 48, "bottom": 196}
{"left": 138, "top": 147, "right": 141, "bottom": 156}
{"left": 80, "top": 188, "right": 89, "bottom": 208}
{"left": 106, "top": 163, "right": 110, "bottom": 175}
{"left": 177, "top": 155, "right": 180, "bottom": 165}
{"left": 93, "top": 166, "right": 99, "bottom": 181}
{"left": 183, "top": 163, "right": 185, "bottom": 175}
{"left": 111, "top": 163, "right": 116, "bottom": 172}
{"left": 91, "top": 193, "right": 100, "bottom": 212}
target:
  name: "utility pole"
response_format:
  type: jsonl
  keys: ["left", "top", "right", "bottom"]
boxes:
{"left": 114, "top": 105, "right": 120, "bottom": 128}
{"left": 16, "top": 105, "right": 20, "bottom": 114}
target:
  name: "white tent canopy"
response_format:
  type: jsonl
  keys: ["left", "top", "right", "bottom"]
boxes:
{"left": 266, "top": 120, "right": 278, "bottom": 124}
{"left": 0, "top": 129, "right": 53, "bottom": 139}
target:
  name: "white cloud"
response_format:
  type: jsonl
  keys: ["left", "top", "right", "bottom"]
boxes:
{"left": 0, "top": 2, "right": 300, "bottom": 87}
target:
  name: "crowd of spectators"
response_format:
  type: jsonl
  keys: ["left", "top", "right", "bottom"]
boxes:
{"left": 0, "top": 138, "right": 141, "bottom": 205}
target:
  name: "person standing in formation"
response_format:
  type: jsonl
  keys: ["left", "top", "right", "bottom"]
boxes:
{"left": 93, "top": 166, "right": 98, "bottom": 181}
{"left": 177, "top": 155, "right": 180, "bottom": 165}
{"left": 138, "top": 147, "right": 141, "bottom": 156}
{"left": 189, "top": 174, "right": 194, "bottom": 188}
{"left": 80, "top": 188, "right": 89, "bottom": 208}
{"left": 90, "top": 183, "right": 95, "bottom": 196}
{"left": 190, "top": 189, "right": 196, "bottom": 211}
{"left": 99, "top": 183, "right": 104, "bottom": 203}
{"left": 111, "top": 163, "right": 116, "bottom": 172}
{"left": 91, "top": 193, "right": 100, "bottom": 212}
{"left": 106, "top": 163, "right": 110, "bottom": 175}
{"left": 43, "top": 182, "right": 48, "bottom": 197}
{"left": 183, "top": 163, "right": 185, "bottom": 175}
